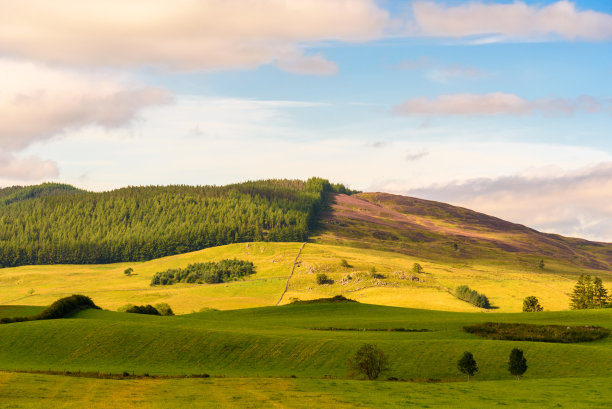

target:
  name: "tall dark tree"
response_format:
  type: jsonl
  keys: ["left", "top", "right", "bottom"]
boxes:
{"left": 457, "top": 351, "right": 478, "bottom": 381}
{"left": 508, "top": 348, "right": 527, "bottom": 380}
{"left": 570, "top": 274, "right": 592, "bottom": 309}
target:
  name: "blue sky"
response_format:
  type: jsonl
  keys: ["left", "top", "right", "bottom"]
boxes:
{"left": 1, "top": 0, "right": 612, "bottom": 240}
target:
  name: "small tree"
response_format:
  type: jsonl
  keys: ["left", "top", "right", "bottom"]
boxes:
{"left": 522, "top": 296, "right": 543, "bottom": 312}
{"left": 412, "top": 263, "right": 423, "bottom": 274}
{"left": 348, "top": 344, "right": 389, "bottom": 380}
{"left": 316, "top": 273, "right": 331, "bottom": 285}
{"left": 340, "top": 259, "right": 351, "bottom": 268}
{"left": 457, "top": 351, "right": 478, "bottom": 381}
{"left": 538, "top": 260, "right": 545, "bottom": 270}
{"left": 124, "top": 267, "right": 134, "bottom": 276}
{"left": 508, "top": 348, "right": 527, "bottom": 380}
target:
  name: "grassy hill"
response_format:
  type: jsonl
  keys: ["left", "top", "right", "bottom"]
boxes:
{"left": 0, "top": 302, "right": 610, "bottom": 380}
{"left": 313, "top": 192, "right": 612, "bottom": 271}
{"left": 2, "top": 241, "right": 609, "bottom": 313}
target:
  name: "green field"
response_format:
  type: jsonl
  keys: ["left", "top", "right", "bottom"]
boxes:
{"left": 1, "top": 372, "right": 610, "bottom": 408}
{"left": 0, "top": 301, "right": 611, "bottom": 407}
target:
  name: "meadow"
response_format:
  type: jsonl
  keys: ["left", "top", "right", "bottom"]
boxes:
{"left": 1, "top": 242, "right": 609, "bottom": 314}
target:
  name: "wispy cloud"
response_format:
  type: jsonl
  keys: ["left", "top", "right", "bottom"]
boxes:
{"left": 394, "top": 93, "right": 612, "bottom": 116}
{"left": 395, "top": 56, "right": 487, "bottom": 83}
{"left": 412, "top": 1, "right": 612, "bottom": 41}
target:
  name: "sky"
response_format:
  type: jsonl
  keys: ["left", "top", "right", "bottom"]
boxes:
{"left": 1, "top": 0, "right": 612, "bottom": 241}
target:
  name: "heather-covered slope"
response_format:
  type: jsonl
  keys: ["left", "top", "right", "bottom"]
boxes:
{"left": 314, "top": 193, "right": 612, "bottom": 271}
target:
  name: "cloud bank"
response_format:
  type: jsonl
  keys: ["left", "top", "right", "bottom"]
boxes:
{"left": 394, "top": 93, "right": 612, "bottom": 116}
{"left": 406, "top": 163, "right": 612, "bottom": 242}
{"left": 412, "top": 0, "right": 612, "bottom": 41}
{"left": 0, "top": 0, "right": 388, "bottom": 74}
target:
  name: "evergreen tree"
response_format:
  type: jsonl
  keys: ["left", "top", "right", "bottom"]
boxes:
{"left": 508, "top": 348, "right": 527, "bottom": 380}
{"left": 570, "top": 274, "right": 590, "bottom": 309}
{"left": 457, "top": 351, "right": 478, "bottom": 381}
{"left": 593, "top": 277, "right": 609, "bottom": 308}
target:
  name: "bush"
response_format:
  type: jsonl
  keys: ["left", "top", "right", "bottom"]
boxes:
{"left": 154, "top": 303, "right": 174, "bottom": 316}
{"left": 316, "top": 273, "right": 333, "bottom": 285}
{"left": 455, "top": 285, "right": 491, "bottom": 309}
{"left": 522, "top": 296, "right": 543, "bottom": 312}
{"left": 464, "top": 322, "right": 610, "bottom": 343}
{"left": 412, "top": 263, "right": 423, "bottom": 274}
{"left": 124, "top": 305, "right": 161, "bottom": 315}
{"left": 124, "top": 267, "right": 133, "bottom": 276}
{"left": 348, "top": 344, "right": 389, "bottom": 380}
{"left": 0, "top": 295, "right": 99, "bottom": 324}
{"left": 340, "top": 259, "right": 351, "bottom": 268}
{"left": 290, "top": 295, "right": 356, "bottom": 305}
{"left": 151, "top": 259, "right": 255, "bottom": 286}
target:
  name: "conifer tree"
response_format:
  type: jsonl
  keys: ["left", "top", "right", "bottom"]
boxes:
{"left": 593, "top": 277, "right": 609, "bottom": 308}
{"left": 508, "top": 348, "right": 527, "bottom": 380}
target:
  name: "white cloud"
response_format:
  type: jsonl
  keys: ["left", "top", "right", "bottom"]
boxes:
{"left": 0, "top": 153, "right": 58, "bottom": 181}
{"left": 0, "top": 59, "right": 171, "bottom": 152}
{"left": 412, "top": 1, "right": 612, "bottom": 41}
{"left": 393, "top": 93, "right": 612, "bottom": 116}
{"left": 405, "top": 163, "right": 612, "bottom": 242}
{"left": 0, "top": 0, "right": 388, "bottom": 73}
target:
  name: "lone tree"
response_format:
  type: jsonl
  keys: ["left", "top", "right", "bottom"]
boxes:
{"left": 412, "top": 263, "right": 423, "bottom": 274}
{"left": 348, "top": 344, "right": 389, "bottom": 380}
{"left": 522, "top": 296, "right": 543, "bottom": 312}
{"left": 538, "top": 260, "right": 545, "bottom": 270}
{"left": 508, "top": 348, "right": 527, "bottom": 380}
{"left": 457, "top": 351, "right": 478, "bottom": 381}
{"left": 124, "top": 267, "right": 134, "bottom": 276}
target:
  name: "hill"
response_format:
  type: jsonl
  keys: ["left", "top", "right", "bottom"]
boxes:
{"left": 313, "top": 192, "right": 612, "bottom": 271}
{"left": 0, "top": 178, "right": 346, "bottom": 267}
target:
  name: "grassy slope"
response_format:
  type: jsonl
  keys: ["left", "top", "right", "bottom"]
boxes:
{"left": 1, "top": 372, "right": 610, "bottom": 409}
{"left": 313, "top": 193, "right": 612, "bottom": 271}
{"left": 1, "top": 242, "right": 610, "bottom": 314}
{"left": 0, "top": 303, "right": 610, "bottom": 380}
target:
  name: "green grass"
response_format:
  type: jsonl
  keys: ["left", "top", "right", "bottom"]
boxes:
{"left": 0, "top": 302, "right": 610, "bottom": 381}
{"left": 1, "top": 373, "right": 611, "bottom": 408}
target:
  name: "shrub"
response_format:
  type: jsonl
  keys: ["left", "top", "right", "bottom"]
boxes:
{"left": 124, "top": 267, "right": 134, "bottom": 276}
{"left": 348, "top": 344, "right": 389, "bottom": 380}
{"left": 151, "top": 259, "right": 255, "bottom": 286}
{"left": 0, "top": 295, "right": 99, "bottom": 324}
{"left": 412, "top": 263, "right": 423, "bottom": 274}
{"left": 316, "top": 273, "right": 333, "bottom": 285}
{"left": 463, "top": 322, "right": 610, "bottom": 343}
{"left": 340, "top": 259, "right": 351, "bottom": 268}
{"left": 124, "top": 305, "right": 160, "bottom": 315}
{"left": 455, "top": 285, "right": 491, "bottom": 309}
{"left": 522, "top": 296, "right": 543, "bottom": 312}
{"left": 154, "top": 303, "right": 174, "bottom": 316}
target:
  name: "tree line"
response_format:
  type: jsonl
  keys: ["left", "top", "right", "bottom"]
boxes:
{"left": 0, "top": 178, "right": 349, "bottom": 267}
{"left": 150, "top": 259, "right": 255, "bottom": 285}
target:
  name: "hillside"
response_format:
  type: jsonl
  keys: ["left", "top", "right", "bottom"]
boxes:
{"left": 0, "top": 178, "right": 343, "bottom": 267}
{"left": 314, "top": 193, "right": 612, "bottom": 271}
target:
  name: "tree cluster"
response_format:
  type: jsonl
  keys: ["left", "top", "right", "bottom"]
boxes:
{"left": 150, "top": 259, "right": 255, "bottom": 285}
{"left": 570, "top": 274, "right": 609, "bottom": 309}
{"left": 458, "top": 349, "right": 527, "bottom": 381}
{"left": 0, "top": 178, "right": 347, "bottom": 267}
{"left": 455, "top": 285, "right": 491, "bottom": 309}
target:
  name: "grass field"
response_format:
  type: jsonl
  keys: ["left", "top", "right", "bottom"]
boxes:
{"left": 1, "top": 372, "right": 610, "bottom": 408}
{"left": 1, "top": 242, "right": 610, "bottom": 314}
